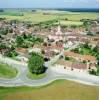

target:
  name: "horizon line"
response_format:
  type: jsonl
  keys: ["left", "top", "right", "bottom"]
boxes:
{"left": 0, "top": 7, "right": 99, "bottom": 9}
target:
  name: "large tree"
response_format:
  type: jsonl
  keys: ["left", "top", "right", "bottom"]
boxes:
{"left": 28, "top": 53, "right": 46, "bottom": 74}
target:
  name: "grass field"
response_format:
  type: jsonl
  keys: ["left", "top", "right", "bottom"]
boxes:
{"left": 0, "top": 63, "right": 17, "bottom": 78}
{"left": 0, "top": 80, "right": 99, "bottom": 100}
{"left": 0, "top": 10, "right": 99, "bottom": 24}
{"left": 27, "top": 72, "right": 46, "bottom": 80}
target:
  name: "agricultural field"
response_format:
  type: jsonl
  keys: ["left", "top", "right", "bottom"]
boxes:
{"left": 0, "top": 80, "right": 99, "bottom": 100}
{"left": 0, "top": 10, "right": 99, "bottom": 25}
{"left": 59, "top": 20, "right": 83, "bottom": 26}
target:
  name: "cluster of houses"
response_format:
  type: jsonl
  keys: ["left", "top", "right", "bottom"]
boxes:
{"left": 0, "top": 19, "right": 99, "bottom": 73}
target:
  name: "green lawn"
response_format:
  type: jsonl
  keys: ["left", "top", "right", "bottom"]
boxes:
{"left": 72, "top": 45, "right": 92, "bottom": 55}
{"left": 0, "top": 63, "right": 17, "bottom": 78}
{"left": 80, "top": 48, "right": 91, "bottom": 55}
{"left": 96, "top": 66, "right": 99, "bottom": 76}
{"left": 0, "top": 80, "right": 99, "bottom": 100}
{"left": 27, "top": 72, "right": 46, "bottom": 80}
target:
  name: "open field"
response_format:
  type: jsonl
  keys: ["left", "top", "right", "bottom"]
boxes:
{"left": 0, "top": 63, "right": 17, "bottom": 78}
{"left": 0, "top": 10, "right": 99, "bottom": 24}
{"left": 59, "top": 20, "right": 83, "bottom": 25}
{"left": 0, "top": 80, "right": 99, "bottom": 100}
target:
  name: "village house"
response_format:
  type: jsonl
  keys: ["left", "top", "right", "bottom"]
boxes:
{"left": 64, "top": 51, "right": 97, "bottom": 64}
{"left": 48, "top": 25, "right": 64, "bottom": 42}
{"left": 28, "top": 44, "right": 42, "bottom": 54}
{"left": 15, "top": 48, "right": 29, "bottom": 62}
{"left": 43, "top": 48, "right": 55, "bottom": 59}
{"left": 54, "top": 59, "right": 88, "bottom": 72}
{"left": 43, "top": 41, "right": 63, "bottom": 53}
{"left": 16, "top": 48, "right": 28, "bottom": 56}
{"left": 63, "top": 41, "right": 74, "bottom": 49}
{"left": 89, "top": 41, "right": 99, "bottom": 47}
{"left": 0, "top": 48, "right": 9, "bottom": 56}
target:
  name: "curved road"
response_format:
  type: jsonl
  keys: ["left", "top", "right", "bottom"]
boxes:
{"left": 0, "top": 53, "right": 99, "bottom": 87}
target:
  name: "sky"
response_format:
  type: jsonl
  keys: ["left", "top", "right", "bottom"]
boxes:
{"left": 0, "top": 0, "right": 99, "bottom": 8}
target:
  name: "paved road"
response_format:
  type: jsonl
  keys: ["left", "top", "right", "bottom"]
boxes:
{"left": 0, "top": 43, "right": 99, "bottom": 87}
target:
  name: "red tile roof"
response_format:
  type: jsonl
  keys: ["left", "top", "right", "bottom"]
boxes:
{"left": 71, "top": 62, "right": 87, "bottom": 70}
{"left": 64, "top": 51, "right": 96, "bottom": 62}
{"left": 16, "top": 48, "right": 28, "bottom": 54}
{"left": 82, "top": 55, "right": 96, "bottom": 61}
{"left": 56, "top": 59, "right": 87, "bottom": 70}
